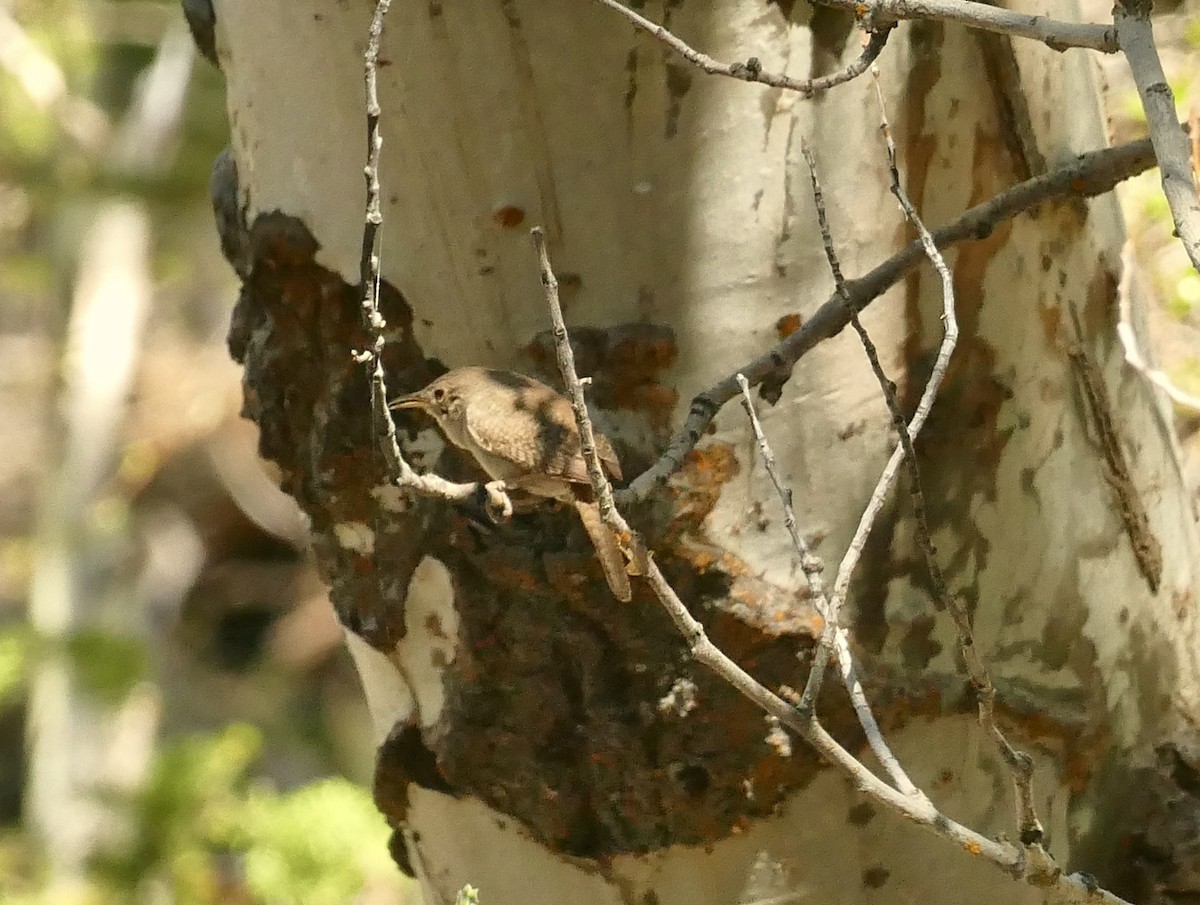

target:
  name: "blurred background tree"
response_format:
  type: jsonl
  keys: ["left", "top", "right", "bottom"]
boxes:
{"left": 0, "top": 0, "right": 1196, "bottom": 903}
{"left": 0, "top": 1, "right": 413, "bottom": 902}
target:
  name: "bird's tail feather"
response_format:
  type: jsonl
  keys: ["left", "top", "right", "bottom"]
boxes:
{"left": 574, "top": 500, "right": 632, "bottom": 602}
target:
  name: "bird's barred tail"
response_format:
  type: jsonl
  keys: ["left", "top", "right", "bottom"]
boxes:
{"left": 574, "top": 500, "right": 632, "bottom": 602}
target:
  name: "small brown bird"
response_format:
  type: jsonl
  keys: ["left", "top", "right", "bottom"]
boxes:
{"left": 389, "top": 367, "right": 632, "bottom": 601}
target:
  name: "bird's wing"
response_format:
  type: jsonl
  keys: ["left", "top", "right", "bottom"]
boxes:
{"left": 544, "top": 395, "right": 623, "bottom": 484}
{"left": 462, "top": 397, "right": 549, "bottom": 473}
{"left": 462, "top": 376, "right": 622, "bottom": 484}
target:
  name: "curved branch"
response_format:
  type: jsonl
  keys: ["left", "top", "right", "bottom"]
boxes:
{"left": 592, "top": 0, "right": 893, "bottom": 98}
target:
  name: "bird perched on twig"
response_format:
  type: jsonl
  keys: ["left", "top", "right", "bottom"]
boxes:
{"left": 389, "top": 367, "right": 632, "bottom": 602}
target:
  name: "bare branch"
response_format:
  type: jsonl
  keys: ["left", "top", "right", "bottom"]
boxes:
{"left": 594, "top": 0, "right": 1113, "bottom": 54}
{"left": 592, "top": 0, "right": 892, "bottom": 98}
{"left": 1115, "top": 0, "right": 1200, "bottom": 274}
{"left": 873, "top": 69, "right": 1048, "bottom": 856}
{"left": 1116, "top": 241, "right": 1200, "bottom": 413}
{"left": 810, "top": 0, "right": 1115, "bottom": 51}
{"left": 531, "top": 227, "right": 619, "bottom": 522}
{"left": 532, "top": 225, "right": 1013, "bottom": 873}
{"left": 620, "top": 135, "right": 1159, "bottom": 502}
{"left": 790, "top": 137, "right": 937, "bottom": 762}
{"left": 736, "top": 373, "right": 919, "bottom": 797}
{"left": 734, "top": 374, "right": 828, "bottom": 604}
{"left": 530, "top": 219, "right": 1133, "bottom": 905}
{"left": 359, "top": 0, "right": 512, "bottom": 518}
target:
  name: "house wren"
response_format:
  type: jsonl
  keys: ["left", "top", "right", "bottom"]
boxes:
{"left": 389, "top": 367, "right": 632, "bottom": 602}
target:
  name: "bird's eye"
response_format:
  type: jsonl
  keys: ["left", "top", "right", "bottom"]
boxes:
{"left": 433, "top": 388, "right": 445, "bottom": 402}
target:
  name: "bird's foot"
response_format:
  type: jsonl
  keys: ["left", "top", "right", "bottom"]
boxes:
{"left": 481, "top": 480, "right": 513, "bottom": 523}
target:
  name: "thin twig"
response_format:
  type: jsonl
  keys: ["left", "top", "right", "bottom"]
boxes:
{"left": 1115, "top": 241, "right": 1200, "bottom": 413}
{"left": 794, "top": 140, "right": 948, "bottom": 801}
{"left": 1115, "top": 0, "right": 1200, "bottom": 274}
{"left": 594, "top": 0, "right": 1113, "bottom": 54}
{"left": 593, "top": 0, "right": 892, "bottom": 98}
{"left": 737, "top": 373, "right": 919, "bottom": 797}
{"left": 530, "top": 224, "right": 1133, "bottom": 905}
{"left": 531, "top": 228, "right": 618, "bottom": 522}
{"left": 872, "top": 68, "right": 1048, "bottom": 857}
{"left": 809, "top": 0, "right": 1115, "bottom": 51}
{"left": 797, "top": 134, "right": 947, "bottom": 787}
{"left": 620, "top": 134, "right": 1160, "bottom": 502}
{"left": 735, "top": 374, "right": 827, "bottom": 603}
{"left": 358, "top": 0, "right": 512, "bottom": 518}
{"left": 794, "top": 127, "right": 957, "bottom": 765}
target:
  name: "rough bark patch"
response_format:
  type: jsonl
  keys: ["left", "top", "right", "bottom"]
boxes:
{"left": 228, "top": 212, "right": 442, "bottom": 650}
{"left": 424, "top": 443, "right": 854, "bottom": 858}
{"left": 225, "top": 211, "right": 862, "bottom": 862}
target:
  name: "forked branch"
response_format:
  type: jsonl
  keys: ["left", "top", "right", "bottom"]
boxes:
{"left": 531, "top": 226, "right": 1132, "bottom": 905}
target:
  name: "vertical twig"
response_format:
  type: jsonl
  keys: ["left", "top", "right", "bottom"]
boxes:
{"left": 1115, "top": 240, "right": 1200, "bottom": 413}
{"left": 870, "top": 70, "right": 1047, "bottom": 859}
{"left": 356, "top": 1, "right": 512, "bottom": 515}
{"left": 530, "top": 227, "right": 618, "bottom": 522}
{"left": 1115, "top": 0, "right": 1200, "bottom": 274}
{"left": 360, "top": 0, "right": 397, "bottom": 474}
{"left": 737, "top": 374, "right": 919, "bottom": 797}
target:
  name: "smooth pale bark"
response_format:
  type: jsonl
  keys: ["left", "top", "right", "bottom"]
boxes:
{"left": 25, "top": 202, "right": 159, "bottom": 887}
{"left": 211, "top": 1, "right": 1200, "bottom": 903}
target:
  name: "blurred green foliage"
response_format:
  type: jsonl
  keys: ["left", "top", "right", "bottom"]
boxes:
{"left": 1186, "top": 13, "right": 1200, "bottom": 47}
{"left": 0, "top": 627, "right": 32, "bottom": 707}
{"left": 238, "top": 779, "right": 398, "bottom": 905}
{"left": 1, "top": 725, "right": 399, "bottom": 905}
{"left": 0, "top": 4, "right": 406, "bottom": 904}
{"left": 0, "top": 627, "right": 144, "bottom": 707}
{"left": 66, "top": 631, "right": 147, "bottom": 703}
{"left": 92, "top": 725, "right": 395, "bottom": 905}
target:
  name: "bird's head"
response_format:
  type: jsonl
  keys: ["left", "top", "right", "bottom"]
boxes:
{"left": 388, "top": 371, "right": 468, "bottom": 425}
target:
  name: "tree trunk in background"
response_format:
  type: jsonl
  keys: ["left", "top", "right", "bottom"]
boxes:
{"left": 205, "top": 1, "right": 1200, "bottom": 902}
{"left": 25, "top": 202, "right": 158, "bottom": 888}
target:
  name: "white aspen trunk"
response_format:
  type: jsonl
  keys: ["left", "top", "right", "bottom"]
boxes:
{"left": 25, "top": 202, "right": 158, "bottom": 887}
{"left": 207, "top": 1, "right": 1200, "bottom": 903}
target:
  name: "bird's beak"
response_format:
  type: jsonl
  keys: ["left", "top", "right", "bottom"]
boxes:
{"left": 388, "top": 392, "right": 426, "bottom": 411}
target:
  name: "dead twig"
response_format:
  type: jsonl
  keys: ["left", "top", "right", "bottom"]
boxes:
{"left": 809, "top": 0, "right": 1115, "bottom": 51}
{"left": 869, "top": 68, "right": 1050, "bottom": 863}
{"left": 358, "top": 0, "right": 512, "bottom": 519}
{"left": 736, "top": 373, "right": 919, "bottom": 797}
{"left": 792, "top": 140, "right": 948, "bottom": 800}
{"left": 594, "top": 0, "right": 1113, "bottom": 54}
{"left": 1115, "top": 241, "right": 1200, "bottom": 414}
{"left": 531, "top": 224, "right": 1133, "bottom": 905}
{"left": 621, "top": 134, "right": 1159, "bottom": 502}
{"left": 1115, "top": 0, "right": 1200, "bottom": 273}
{"left": 593, "top": 0, "right": 892, "bottom": 98}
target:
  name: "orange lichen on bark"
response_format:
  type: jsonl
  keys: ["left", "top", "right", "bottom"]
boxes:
{"left": 775, "top": 313, "right": 803, "bottom": 339}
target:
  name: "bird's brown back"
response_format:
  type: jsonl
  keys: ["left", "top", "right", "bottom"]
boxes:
{"left": 461, "top": 368, "right": 622, "bottom": 484}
